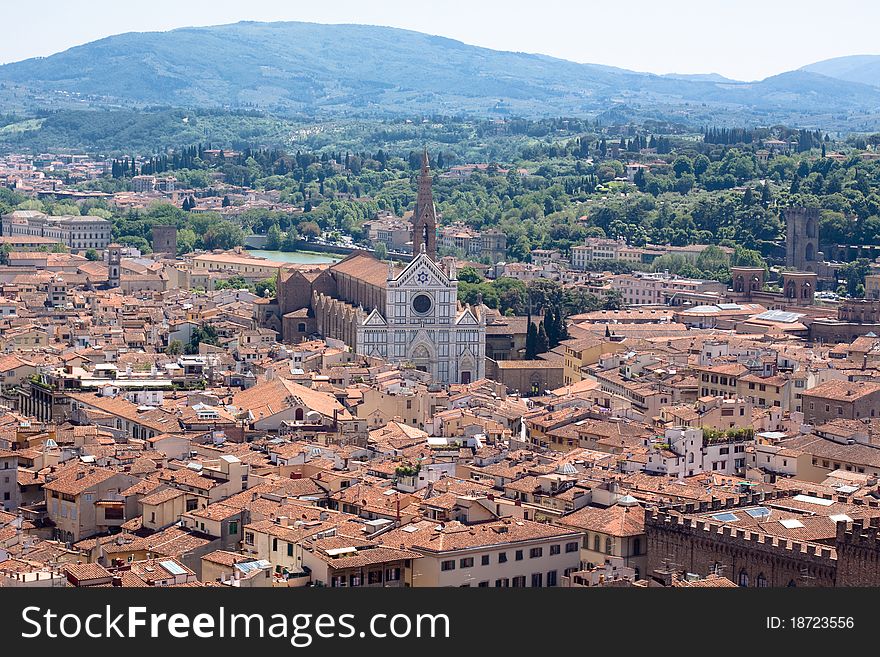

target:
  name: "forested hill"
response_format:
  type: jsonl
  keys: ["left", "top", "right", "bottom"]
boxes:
{"left": 1, "top": 21, "right": 880, "bottom": 129}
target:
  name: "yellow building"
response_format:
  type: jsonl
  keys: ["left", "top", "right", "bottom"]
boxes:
{"left": 562, "top": 336, "right": 625, "bottom": 386}
{"left": 191, "top": 251, "right": 287, "bottom": 280}
{"left": 866, "top": 274, "right": 880, "bottom": 300}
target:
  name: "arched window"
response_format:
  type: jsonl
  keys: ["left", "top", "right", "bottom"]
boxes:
{"left": 605, "top": 537, "right": 613, "bottom": 554}
{"left": 805, "top": 242, "right": 815, "bottom": 261}
{"left": 738, "top": 570, "right": 749, "bottom": 587}
{"left": 295, "top": 408, "right": 304, "bottom": 421}
{"left": 756, "top": 573, "right": 768, "bottom": 588}
{"left": 593, "top": 534, "right": 600, "bottom": 552}
{"left": 633, "top": 538, "right": 641, "bottom": 556}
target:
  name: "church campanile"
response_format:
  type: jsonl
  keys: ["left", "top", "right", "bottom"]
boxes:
{"left": 412, "top": 148, "right": 437, "bottom": 260}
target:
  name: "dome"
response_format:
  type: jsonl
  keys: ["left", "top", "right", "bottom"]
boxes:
{"left": 617, "top": 495, "right": 639, "bottom": 507}
{"left": 556, "top": 462, "right": 578, "bottom": 475}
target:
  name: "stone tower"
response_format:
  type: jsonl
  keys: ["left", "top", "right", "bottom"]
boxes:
{"left": 411, "top": 148, "right": 437, "bottom": 260}
{"left": 781, "top": 271, "right": 817, "bottom": 305}
{"left": 785, "top": 207, "right": 820, "bottom": 272}
{"left": 107, "top": 243, "right": 121, "bottom": 289}
{"left": 151, "top": 224, "right": 178, "bottom": 258}
{"left": 731, "top": 266, "right": 765, "bottom": 298}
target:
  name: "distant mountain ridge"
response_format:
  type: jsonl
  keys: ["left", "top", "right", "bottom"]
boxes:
{"left": 802, "top": 54, "right": 880, "bottom": 87}
{"left": 1, "top": 21, "right": 880, "bottom": 129}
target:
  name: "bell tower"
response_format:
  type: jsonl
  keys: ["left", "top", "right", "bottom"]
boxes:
{"left": 107, "top": 243, "right": 121, "bottom": 289}
{"left": 412, "top": 148, "right": 437, "bottom": 260}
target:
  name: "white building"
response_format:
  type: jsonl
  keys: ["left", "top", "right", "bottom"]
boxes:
{"left": 357, "top": 248, "right": 486, "bottom": 385}
{"left": 2, "top": 210, "right": 112, "bottom": 251}
{"left": 644, "top": 426, "right": 752, "bottom": 478}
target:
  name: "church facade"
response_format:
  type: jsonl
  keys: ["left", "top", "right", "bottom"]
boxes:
{"left": 357, "top": 247, "right": 485, "bottom": 384}
{"left": 275, "top": 150, "right": 485, "bottom": 385}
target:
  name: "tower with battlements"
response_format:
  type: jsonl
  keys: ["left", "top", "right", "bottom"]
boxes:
{"left": 785, "top": 207, "right": 821, "bottom": 272}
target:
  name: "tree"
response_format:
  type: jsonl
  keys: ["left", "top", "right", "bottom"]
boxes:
{"left": 760, "top": 182, "right": 772, "bottom": 207}
{"left": 536, "top": 321, "right": 549, "bottom": 355}
{"left": 202, "top": 221, "right": 245, "bottom": 250}
{"left": 603, "top": 290, "right": 624, "bottom": 310}
{"left": 373, "top": 242, "right": 387, "bottom": 259}
{"left": 266, "top": 224, "right": 283, "bottom": 250}
{"left": 215, "top": 275, "right": 250, "bottom": 291}
{"left": 458, "top": 267, "right": 484, "bottom": 284}
{"left": 673, "top": 156, "right": 693, "bottom": 177}
{"left": 696, "top": 245, "right": 731, "bottom": 280}
{"left": 525, "top": 321, "right": 539, "bottom": 359}
{"left": 544, "top": 306, "right": 567, "bottom": 348}
{"left": 177, "top": 228, "right": 197, "bottom": 254}
{"left": 299, "top": 221, "right": 321, "bottom": 240}
{"left": 254, "top": 277, "right": 276, "bottom": 298}
{"left": 731, "top": 245, "right": 766, "bottom": 269}
{"left": 187, "top": 324, "right": 219, "bottom": 354}
{"left": 526, "top": 279, "right": 563, "bottom": 314}
{"left": 840, "top": 258, "right": 871, "bottom": 297}
{"left": 564, "top": 288, "right": 601, "bottom": 315}
{"left": 281, "top": 228, "right": 300, "bottom": 251}
{"left": 165, "top": 340, "right": 184, "bottom": 356}
{"left": 84, "top": 248, "right": 100, "bottom": 261}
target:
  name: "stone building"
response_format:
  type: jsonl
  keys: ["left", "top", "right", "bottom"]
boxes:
{"left": 1, "top": 210, "right": 112, "bottom": 251}
{"left": 276, "top": 151, "right": 486, "bottom": 385}
{"left": 785, "top": 207, "right": 821, "bottom": 273}
{"left": 810, "top": 299, "right": 880, "bottom": 343}
{"left": 151, "top": 224, "right": 178, "bottom": 258}
{"left": 800, "top": 379, "right": 880, "bottom": 425}
{"left": 645, "top": 490, "right": 880, "bottom": 587}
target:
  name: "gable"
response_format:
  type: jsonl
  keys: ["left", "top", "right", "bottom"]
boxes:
{"left": 393, "top": 252, "right": 449, "bottom": 288}
{"left": 456, "top": 308, "right": 479, "bottom": 325}
{"left": 361, "top": 309, "right": 388, "bottom": 326}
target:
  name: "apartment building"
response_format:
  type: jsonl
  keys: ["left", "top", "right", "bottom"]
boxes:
{"left": 0, "top": 449, "right": 19, "bottom": 512}
{"left": 692, "top": 362, "right": 748, "bottom": 398}
{"left": 557, "top": 498, "right": 647, "bottom": 579}
{"left": 438, "top": 223, "right": 507, "bottom": 262}
{"left": 362, "top": 215, "right": 412, "bottom": 252}
{"left": 801, "top": 380, "right": 880, "bottom": 425}
{"left": 1, "top": 210, "right": 112, "bottom": 250}
{"left": 380, "top": 518, "right": 584, "bottom": 587}
{"left": 611, "top": 271, "right": 727, "bottom": 306}
{"left": 645, "top": 426, "right": 751, "bottom": 478}
{"left": 43, "top": 463, "right": 140, "bottom": 543}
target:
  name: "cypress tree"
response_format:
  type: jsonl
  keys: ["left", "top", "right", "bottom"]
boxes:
{"left": 544, "top": 308, "right": 557, "bottom": 347}
{"left": 526, "top": 321, "right": 538, "bottom": 359}
{"left": 536, "top": 322, "right": 549, "bottom": 355}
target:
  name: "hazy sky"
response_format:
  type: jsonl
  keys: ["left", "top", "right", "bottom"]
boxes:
{"left": 2, "top": 0, "right": 878, "bottom": 80}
